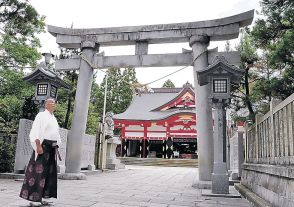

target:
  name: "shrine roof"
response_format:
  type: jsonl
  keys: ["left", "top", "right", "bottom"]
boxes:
{"left": 148, "top": 88, "right": 182, "bottom": 93}
{"left": 114, "top": 86, "right": 195, "bottom": 121}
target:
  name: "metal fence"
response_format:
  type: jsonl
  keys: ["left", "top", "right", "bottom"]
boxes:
{"left": 245, "top": 94, "right": 294, "bottom": 166}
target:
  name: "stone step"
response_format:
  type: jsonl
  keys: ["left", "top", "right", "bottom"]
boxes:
{"left": 120, "top": 160, "right": 198, "bottom": 164}
{"left": 118, "top": 157, "right": 198, "bottom": 167}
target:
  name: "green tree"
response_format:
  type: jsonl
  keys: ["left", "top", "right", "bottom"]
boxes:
{"left": 56, "top": 47, "right": 80, "bottom": 128}
{"left": 0, "top": 140, "right": 15, "bottom": 173}
{"left": 231, "top": 26, "right": 289, "bottom": 122}
{"left": 162, "top": 79, "right": 175, "bottom": 88}
{"left": 0, "top": 69, "right": 36, "bottom": 133}
{"left": 52, "top": 47, "right": 104, "bottom": 134}
{"left": 249, "top": 52, "right": 281, "bottom": 111}
{"left": 21, "top": 95, "right": 38, "bottom": 120}
{"left": 237, "top": 32, "right": 258, "bottom": 121}
{"left": 0, "top": 0, "right": 44, "bottom": 134}
{"left": 0, "top": 0, "right": 45, "bottom": 68}
{"left": 96, "top": 68, "right": 138, "bottom": 116}
{"left": 85, "top": 81, "right": 100, "bottom": 134}
{"left": 119, "top": 68, "right": 138, "bottom": 111}
{"left": 0, "top": 68, "right": 33, "bottom": 97}
{"left": 251, "top": 0, "right": 294, "bottom": 98}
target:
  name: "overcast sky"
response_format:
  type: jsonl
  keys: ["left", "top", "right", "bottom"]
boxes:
{"left": 30, "top": 0, "right": 260, "bottom": 87}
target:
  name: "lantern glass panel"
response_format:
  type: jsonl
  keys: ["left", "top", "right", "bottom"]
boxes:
{"left": 37, "top": 84, "right": 48, "bottom": 95}
{"left": 213, "top": 79, "right": 227, "bottom": 93}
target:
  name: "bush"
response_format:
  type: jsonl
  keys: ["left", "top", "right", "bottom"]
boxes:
{"left": 0, "top": 140, "right": 16, "bottom": 173}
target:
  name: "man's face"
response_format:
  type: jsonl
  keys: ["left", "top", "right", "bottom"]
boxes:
{"left": 45, "top": 100, "right": 56, "bottom": 113}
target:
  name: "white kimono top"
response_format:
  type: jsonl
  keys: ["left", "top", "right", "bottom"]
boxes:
{"left": 29, "top": 109, "right": 62, "bottom": 160}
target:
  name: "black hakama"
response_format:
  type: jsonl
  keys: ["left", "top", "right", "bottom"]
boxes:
{"left": 19, "top": 139, "right": 58, "bottom": 202}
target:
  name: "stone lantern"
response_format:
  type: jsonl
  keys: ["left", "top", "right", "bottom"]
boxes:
{"left": 23, "top": 53, "right": 70, "bottom": 111}
{"left": 197, "top": 56, "right": 244, "bottom": 194}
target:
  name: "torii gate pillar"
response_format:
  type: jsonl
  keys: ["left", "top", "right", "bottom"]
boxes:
{"left": 190, "top": 35, "right": 213, "bottom": 181}
{"left": 64, "top": 40, "right": 98, "bottom": 178}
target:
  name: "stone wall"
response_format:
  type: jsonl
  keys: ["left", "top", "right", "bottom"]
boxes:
{"left": 229, "top": 130, "right": 244, "bottom": 179}
{"left": 241, "top": 164, "right": 294, "bottom": 206}
{"left": 14, "top": 119, "right": 96, "bottom": 173}
{"left": 240, "top": 96, "right": 294, "bottom": 207}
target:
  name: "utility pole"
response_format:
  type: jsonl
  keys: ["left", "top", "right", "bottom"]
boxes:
{"left": 98, "top": 72, "right": 108, "bottom": 170}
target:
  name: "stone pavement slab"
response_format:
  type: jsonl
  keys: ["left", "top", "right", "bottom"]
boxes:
{"left": 0, "top": 165, "right": 252, "bottom": 207}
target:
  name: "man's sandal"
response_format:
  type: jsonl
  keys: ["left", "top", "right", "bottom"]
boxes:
{"left": 41, "top": 200, "right": 53, "bottom": 206}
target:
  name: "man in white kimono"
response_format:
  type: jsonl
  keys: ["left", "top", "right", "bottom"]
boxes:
{"left": 20, "top": 98, "right": 62, "bottom": 206}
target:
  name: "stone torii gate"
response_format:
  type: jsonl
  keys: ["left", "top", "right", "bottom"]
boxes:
{"left": 48, "top": 10, "right": 254, "bottom": 180}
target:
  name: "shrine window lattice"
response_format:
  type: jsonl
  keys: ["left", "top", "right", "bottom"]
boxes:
{"left": 37, "top": 84, "right": 48, "bottom": 96}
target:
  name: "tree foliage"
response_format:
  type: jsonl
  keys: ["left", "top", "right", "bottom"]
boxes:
{"left": 162, "top": 79, "right": 175, "bottom": 88}
{"left": 55, "top": 48, "right": 80, "bottom": 129}
{"left": 0, "top": 69, "right": 36, "bottom": 133}
{"left": 251, "top": 0, "right": 294, "bottom": 98}
{"left": 231, "top": 0, "right": 294, "bottom": 122}
{"left": 251, "top": 0, "right": 293, "bottom": 66}
{"left": 0, "top": 140, "right": 15, "bottom": 173}
{"left": 0, "top": 0, "right": 45, "bottom": 68}
{"left": 0, "top": 0, "right": 43, "bottom": 136}
{"left": 96, "top": 68, "right": 138, "bottom": 116}
{"left": 230, "top": 32, "right": 258, "bottom": 121}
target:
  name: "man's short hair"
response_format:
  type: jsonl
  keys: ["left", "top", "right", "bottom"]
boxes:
{"left": 45, "top": 98, "right": 56, "bottom": 104}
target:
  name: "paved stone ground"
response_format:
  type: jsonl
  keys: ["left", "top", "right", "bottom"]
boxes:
{"left": 0, "top": 166, "right": 252, "bottom": 207}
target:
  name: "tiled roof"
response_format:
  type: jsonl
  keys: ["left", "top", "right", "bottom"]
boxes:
{"left": 149, "top": 88, "right": 182, "bottom": 93}
{"left": 23, "top": 62, "right": 70, "bottom": 89}
{"left": 114, "top": 87, "right": 195, "bottom": 121}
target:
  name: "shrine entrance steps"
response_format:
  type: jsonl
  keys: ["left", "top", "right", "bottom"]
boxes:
{"left": 118, "top": 157, "right": 198, "bottom": 168}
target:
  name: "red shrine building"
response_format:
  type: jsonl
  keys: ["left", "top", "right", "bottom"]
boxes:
{"left": 114, "top": 83, "right": 198, "bottom": 159}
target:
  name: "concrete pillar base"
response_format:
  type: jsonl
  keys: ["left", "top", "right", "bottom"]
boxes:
{"left": 230, "top": 172, "right": 240, "bottom": 180}
{"left": 87, "top": 164, "right": 96, "bottom": 171}
{"left": 57, "top": 165, "right": 65, "bottom": 174}
{"left": 202, "top": 187, "right": 241, "bottom": 198}
{"left": 105, "top": 138, "right": 125, "bottom": 170}
{"left": 58, "top": 173, "right": 86, "bottom": 180}
{"left": 106, "top": 158, "right": 125, "bottom": 170}
{"left": 192, "top": 180, "right": 212, "bottom": 189}
{"left": 212, "top": 173, "right": 229, "bottom": 194}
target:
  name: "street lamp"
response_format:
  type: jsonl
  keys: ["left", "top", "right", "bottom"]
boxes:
{"left": 97, "top": 71, "right": 108, "bottom": 170}
{"left": 197, "top": 55, "right": 244, "bottom": 194}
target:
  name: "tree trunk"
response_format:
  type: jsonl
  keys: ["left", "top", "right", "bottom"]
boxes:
{"left": 244, "top": 67, "right": 255, "bottom": 122}
{"left": 63, "top": 72, "right": 75, "bottom": 128}
{"left": 64, "top": 94, "right": 72, "bottom": 129}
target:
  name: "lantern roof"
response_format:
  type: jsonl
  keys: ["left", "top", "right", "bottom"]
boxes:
{"left": 197, "top": 56, "right": 245, "bottom": 86}
{"left": 23, "top": 62, "right": 70, "bottom": 89}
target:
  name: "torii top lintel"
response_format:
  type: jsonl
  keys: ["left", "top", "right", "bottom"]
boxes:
{"left": 48, "top": 10, "right": 254, "bottom": 48}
